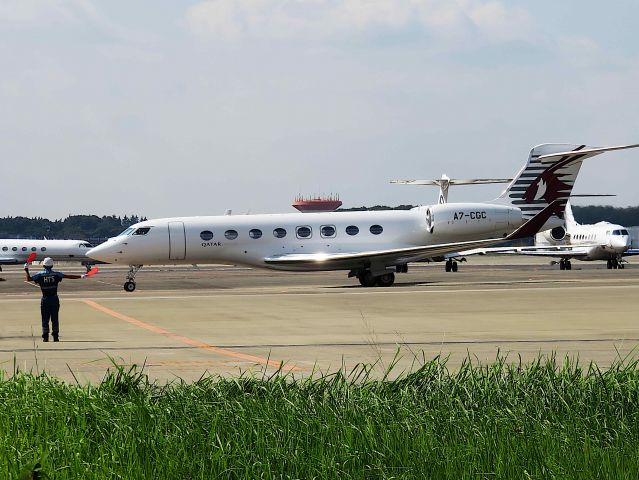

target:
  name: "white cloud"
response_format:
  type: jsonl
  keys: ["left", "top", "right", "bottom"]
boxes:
{"left": 184, "top": 0, "right": 535, "bottom": 45}
{"left": 0, "top": 0, "right": 79, "bottom": 24}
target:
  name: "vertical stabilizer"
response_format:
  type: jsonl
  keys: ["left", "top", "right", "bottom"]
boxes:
{"left": 438, "top": 175, "right": 450, "bottom": 204}
{"left": 494, "top": 143, "right": 639, "bottom": 220}
{"left": 494, "top": 144, "right": 589, "bottom": 219}
{"left": 564, "top": 200, "right": 578, "bottom": 230}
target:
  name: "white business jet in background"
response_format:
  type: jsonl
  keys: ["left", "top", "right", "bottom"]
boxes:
{"left": 0, "top": 239, "right": 95, "bottom": 271}
{"left": 476, "top": 200, "right": 636, "bottom": 270}
{"left": 87, "top": 143, "right": 638, "bottom": 291}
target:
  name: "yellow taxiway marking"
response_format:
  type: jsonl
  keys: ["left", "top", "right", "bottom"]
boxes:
{"left": 81, "top": 299, "right": 294, "bottom": 370}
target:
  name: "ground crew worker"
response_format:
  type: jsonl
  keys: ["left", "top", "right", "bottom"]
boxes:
{"left": 24, "top": 257, "right": 87, "bottom": 342}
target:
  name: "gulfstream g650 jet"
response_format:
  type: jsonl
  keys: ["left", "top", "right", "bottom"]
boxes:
{"left": 87, "top": 143, "right": 638, "bottom": 291}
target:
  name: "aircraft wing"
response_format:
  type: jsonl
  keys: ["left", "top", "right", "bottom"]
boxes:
{"left": 265, "top": 200, "right": 560, "bottom": 269}
{"left": 459, "top": 245, "right": 594, "bottom": 258}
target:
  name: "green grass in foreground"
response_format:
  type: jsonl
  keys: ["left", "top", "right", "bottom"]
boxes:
{"left": 2, "top": 354, "right": 639, "bottom": 479}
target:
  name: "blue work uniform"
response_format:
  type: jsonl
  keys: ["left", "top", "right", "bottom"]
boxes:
{"left": 31, "top": 268, "right": 64, "bottom": 339}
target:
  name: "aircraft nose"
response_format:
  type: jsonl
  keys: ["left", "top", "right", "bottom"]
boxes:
{"left": 86, "top": 241, "right": 119, "bottom": 263}
{"left": 611, "top": 236, "right": 630, "bottom": 251}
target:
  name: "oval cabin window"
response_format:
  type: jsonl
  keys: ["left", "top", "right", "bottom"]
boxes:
{"left": 370, "top": 225, "right": 383, "bottom": 235}
{"left": 321, "top": 225, "right": 336, "bottom": 238}
{"left": 296, "top": 226, "right": 312, "bottom": 239}
{"left": 200, "top": 231, "right": 214, "bottom": 241}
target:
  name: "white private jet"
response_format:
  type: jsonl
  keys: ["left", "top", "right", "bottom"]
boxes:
{"left": 474, "top": 200, "right": 636, "bottom": 270}
{"left": 86, "top": 143, "right": 639, "bottom": 291}
{"left": 0, "top": 239, "right": 95, "bottom": 271}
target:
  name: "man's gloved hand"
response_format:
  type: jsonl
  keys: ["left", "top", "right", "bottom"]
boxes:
{"left": 81, "top": 274, "right": 87, "bottom": 279}
{"left": 24, "top": 263, "right": 29, "bottom": 271}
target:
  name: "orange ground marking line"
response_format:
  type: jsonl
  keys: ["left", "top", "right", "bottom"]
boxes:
{"left": 82, "top": 299, "right": 289, "bottom": 370}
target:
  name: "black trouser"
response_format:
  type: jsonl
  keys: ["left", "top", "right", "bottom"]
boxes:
{"left": 41, "top": 296, "right": 60, "bottom": 337}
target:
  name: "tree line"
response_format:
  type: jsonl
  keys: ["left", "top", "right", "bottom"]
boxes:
{"left": 0, "top": 215, "right": 146, "bottom": 243}
{"left": 1, "top": 205, "right": 638, "bottom": 242}
{"left": 339, "top": 205, "right": 639, "bottom": 226}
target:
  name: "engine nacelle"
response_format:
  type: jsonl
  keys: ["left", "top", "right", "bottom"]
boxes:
{"left": 536, "top": 226, "right": 566, "bottom": 244}
{"left": 424, "top": 203, "right": 523, "bottom": 241}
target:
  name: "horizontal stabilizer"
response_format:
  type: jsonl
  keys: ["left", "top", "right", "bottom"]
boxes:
{"left": 538, "top": 143, "right": 639, "bottom": 163}
{"left": 569, "top": 194, "right": 616, "bottom": 198}
{"left": 390, "top": 178, "right": 512, "bottom": 185}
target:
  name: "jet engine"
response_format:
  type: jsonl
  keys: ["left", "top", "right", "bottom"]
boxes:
{"left": 536, "top": 226, "right": 566, "bottom": 244}
{"left": 550, "top": 226, "right": 567, "bottom": 241}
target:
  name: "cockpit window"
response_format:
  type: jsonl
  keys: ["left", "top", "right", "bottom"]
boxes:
{"left": 612, "top": 230, "right": 623, "bottom": 235}
{"left": 621, "top": 229, "right": 629, "bottom": 235}
{"left": 118, "top": 227, "right": 136, "bottom": 236}
{"left": 80, "top": 242, "right": 93, "bottom": 248}
{"left": 133, "top": 227, "right": 151, "bottom": 236}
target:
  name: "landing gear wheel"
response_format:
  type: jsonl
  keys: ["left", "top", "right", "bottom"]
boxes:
{"left": 123, "top": 265, "right": 143, "bottom": 292}
{"left": 559, "top": 260, "right": 565, "bottom": 270}
{"left": 607, "top": 259, "right": 613, "bottom": 269}
{"left": 451, "top": 261, "right": 458, "bottom": 272}
{"left": 565, "top": 260, "right": 572, "bottom": 270}
{"left": 445, "top": 260, "right": 452, "bottom": 272}
{"left": 376, "top": 272, "right": 395, "bottom": 287}
{"left": 358, "top": 271, "right": 377, "bottom": 287}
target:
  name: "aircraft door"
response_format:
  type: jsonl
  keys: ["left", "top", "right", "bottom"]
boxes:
{"left": 168, "top": 221, "right": 186, "bottom": 261}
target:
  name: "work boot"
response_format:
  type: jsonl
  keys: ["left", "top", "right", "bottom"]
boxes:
{"left": 53, "top": 335, "right": 59, "bottom": 342}
{"left": 42, "top": 335, "right": 49, "bottom": 342}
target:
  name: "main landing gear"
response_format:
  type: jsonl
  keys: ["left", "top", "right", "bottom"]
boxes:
{"left": 445, "top": 259, "right": 458, "bottom": 272}
{"left": 559, "top": 259, "right": 572, "bottom": 270}
{"left": 123, "top": 265, "right": 143, "bottom": 292}
{"left": 607, "top": 258, "right": 624, "bottom": 269}
{"left": 355, "top": 271, "right": 396, "bottom": 287}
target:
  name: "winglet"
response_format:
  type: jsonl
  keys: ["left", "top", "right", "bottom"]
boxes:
{"left": 507, "top": 200, "right": 562, "bottom": 240}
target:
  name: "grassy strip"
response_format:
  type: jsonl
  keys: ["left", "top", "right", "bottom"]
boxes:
{"left": 2, "top": 353, "right": 639, "bottom": 479}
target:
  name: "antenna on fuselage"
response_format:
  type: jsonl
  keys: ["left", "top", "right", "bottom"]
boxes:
{"left": 390, "top": 175, "right": 512, "bottom": 204}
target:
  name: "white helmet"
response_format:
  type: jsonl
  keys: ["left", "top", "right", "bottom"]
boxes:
{"left": 43, "top": 257, "right": 54, "bottom": 268}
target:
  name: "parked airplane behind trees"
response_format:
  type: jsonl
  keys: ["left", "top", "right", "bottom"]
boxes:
{"left": 86, "top": 143, "right": 639, "bottom": 291}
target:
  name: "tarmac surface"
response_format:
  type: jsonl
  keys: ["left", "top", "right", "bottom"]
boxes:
{"left": 1, "top": 258, "right": 639, "bottom": 383}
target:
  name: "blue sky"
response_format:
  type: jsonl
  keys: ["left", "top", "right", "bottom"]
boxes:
{"left": 1, "top": 0, "right": 638, "bottom": 218}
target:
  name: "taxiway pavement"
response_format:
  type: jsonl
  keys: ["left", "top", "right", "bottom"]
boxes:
{"left": 1, "top": 259, "right": 638, "bottom": 383}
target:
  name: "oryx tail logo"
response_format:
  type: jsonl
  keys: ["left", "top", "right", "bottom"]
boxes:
{"left": 523, "top": 145, "right": 586, "bottom": 204}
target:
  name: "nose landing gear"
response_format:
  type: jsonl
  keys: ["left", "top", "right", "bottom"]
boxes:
{"left": 123, "top": 265, "right": 143, "bottom": 292}
{"left": 607, "top": 258, "right": 624, "bottom": 269}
